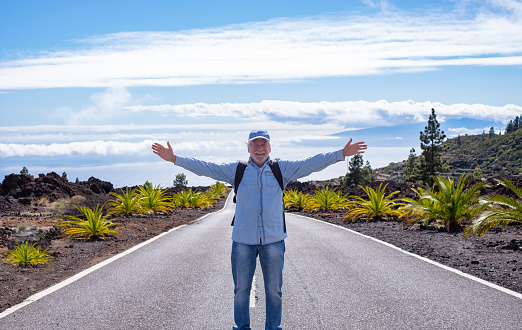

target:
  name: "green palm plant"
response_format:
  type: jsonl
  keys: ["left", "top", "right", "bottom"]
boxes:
{"left": 173, "top": 188, "right": 213, "bottom": 208}
{"left": 138, "top": 183, "right": 173, "bottom": 214}
{"left": 283, "top": 189, "right": 310, "bottom": 210}
{"left": 464, "top": 179, "right": 522, "bottom": 239}
{"left": 344, "top": 183, "right": 406, "bottom": 222}
{"left": 305, "top": 186, "right": 347, "bottom": 211}
{"left": 402, "top": 174, "right": 488, "bottom": 232}
{"left": 60, "top": 204, "right": 120, "bottom": 241}
{"left": 400, "top": 186, "right": 438, "bottom": 222}
{"left": 6, "top": 241, "right": 51, "bottom": 266}
{"left": 206, "top": 181, "right": 229, "bottom": 200}
{"left": 107, "top": 188, "right": 141, "bottom": 216}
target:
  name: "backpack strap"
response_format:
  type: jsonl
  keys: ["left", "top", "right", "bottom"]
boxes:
{"left": 233, "top": 160, "right": 248, "bottom": 204}
{"left": 231, "top": 161, "right": 247, "bottom": 227}
{"left": 268, "top": 159, "right": 286, "bottom": 233}
{"left": 268, "top": 159, "right": 284, "bottom": 191}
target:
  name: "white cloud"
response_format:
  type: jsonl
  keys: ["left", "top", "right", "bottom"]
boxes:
{"left": 1, "top": 98, "right": 519, "bottom": 161}
{"left": 51, "top": 87, "right": 132, "bottom": 124}
{"left": 0, "top": 140, "right": 151, "bottom": 157}
{"left": 488, "top": 0, "right": 522, "bottom": 17}
{"left": 126, "top": 100, "right": 522, "bottom": 126}
{"left": 0, "top": 121, "right": 344, "bottom": 137}
{"left": 1, "top": 3, "right": 522, "bottom": 89}
{"left": 1, "top": 97, "right": 519, "bottom": 163}
{"left": 361, "top": 0, "right": 390, "bottom": 10}
{"left": 0, "top": 121, "right": 347, "bottom": 158}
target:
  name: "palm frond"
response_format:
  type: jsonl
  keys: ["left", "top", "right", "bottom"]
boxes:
{"left": 464, "top": 179, "right": 522, "bottom": 238}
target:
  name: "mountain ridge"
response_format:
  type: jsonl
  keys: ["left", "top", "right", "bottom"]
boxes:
{"left": 375, "top": 128, "right": 522, "bottom": 182}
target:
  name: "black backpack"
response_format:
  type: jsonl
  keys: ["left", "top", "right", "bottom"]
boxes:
{"left": 231, "top": 160, "right": 286, "bottom": 232}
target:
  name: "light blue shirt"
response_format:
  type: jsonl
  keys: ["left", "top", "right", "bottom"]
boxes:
{"left": 175, "top": 149, "right": 345, "bottom": 245}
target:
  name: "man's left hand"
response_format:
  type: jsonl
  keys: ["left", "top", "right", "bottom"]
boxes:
{"left": 343, "top": 139, "right": 367, "bottom": 157}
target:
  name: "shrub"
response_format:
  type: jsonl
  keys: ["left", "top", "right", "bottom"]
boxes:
{"left": 206, "top": 181, "right": 229, "bottom": 200}
{"left": 52, "top": 201, "right": 66, "bottom": 212}
{"left": 173, "top": 188, "right": 213, "bottom": 208}
{"left": 108, "top": 188, "right": 141, "bottom": 216}
{"left": 38, "top": 197, "right": 50, "bottom": 206}
{"left": 402, "top": 174, "right": 488, "bottom": 232}
{"left": 138, "top": 183, "right": 173, "bottom": 215}
{"left": 60, "top": 204, "right": 120, "bottom": 241}
{"left": 465, "top": 179, "right": 522, "bottom": 239}
{"left": 283, "top": 189, "right": 310, "bottom": 210}
{"left": 17, "top": 223, "right": 28, "bottom": 231}
{"left": 305, "top": 186, "right": 347, "bottom": 211}
{"left": 400, "top": 186, "right": 437, "bottom": 223}
{"left": 5, "top": 241, "right": 50, "bottom": 266}
{"left": 68, "top": 195, "right": 87, "bottom": 206}
{"left": 344, "top": 183, "right": 406, "bottom": 222}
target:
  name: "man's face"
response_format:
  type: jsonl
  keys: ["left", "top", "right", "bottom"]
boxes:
{"left": 248, "top": 138, "right": 271, "bottom": 167}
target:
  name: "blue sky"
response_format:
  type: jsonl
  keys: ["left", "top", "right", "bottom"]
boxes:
{"left": 1, "top": 0, "right": 522, "bottom": 187}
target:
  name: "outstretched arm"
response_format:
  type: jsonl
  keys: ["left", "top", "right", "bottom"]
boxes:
{"left": 152, "top": 142, "right": 176, "bottom": 163}
{"left": 342, "top": 138, "right": 367, "bottom": 157}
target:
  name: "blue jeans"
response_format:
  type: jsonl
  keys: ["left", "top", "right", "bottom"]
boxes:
{"left": 231, "top": 240, "right": 285, "bottom": 330}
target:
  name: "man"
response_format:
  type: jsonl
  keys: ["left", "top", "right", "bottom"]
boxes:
{"left": 151, "top": 130, "right": 367, "bottom": 330}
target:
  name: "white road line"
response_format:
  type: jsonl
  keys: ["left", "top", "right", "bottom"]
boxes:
{"left": 295, "top": 214, "right": 522, "bottom": 300}
{"left": 250, "top": 275, "right": 257, "bottom": 308}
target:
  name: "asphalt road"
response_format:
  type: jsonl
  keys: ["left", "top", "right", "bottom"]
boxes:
{"left": 1, "top": 194, "right": 521, "bottom": 329}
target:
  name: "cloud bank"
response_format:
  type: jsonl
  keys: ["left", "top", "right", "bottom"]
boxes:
{"left": 1, "top": 1, "right": 522, "bottom": 89}
{"left": 1, "top": 98, "right": 519, "bottom": 158}
{"left": 0, "top": 140, "right": 151, "bottom": 158}
{"left": 2, "top": 88, "right": 521, "bottom": 159}
{"left": 127, "top": 99, "right": 522, "bottom": 126}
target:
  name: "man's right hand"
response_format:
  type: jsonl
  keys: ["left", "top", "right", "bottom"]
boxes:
{"left": 152, "top": 142, "right": 177, "bottom": 163}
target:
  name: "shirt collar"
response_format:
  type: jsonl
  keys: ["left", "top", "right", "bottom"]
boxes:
{"left": 248, "top": 156, "right": 271, "bottom": 168}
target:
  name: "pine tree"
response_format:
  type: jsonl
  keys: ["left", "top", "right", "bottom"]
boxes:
{"left": 506, "top": 120, "right": 514, "bottom": 133}
{"left": 360, "top": 160, "right": 376, "bottom": 185}
{"left": 488, "top": 127, "right": 495, "bottom": 138}
{"left": 173, "top": 173, "right": 188, "bottom": 187}
{"left": 419, "top": 108, "right": 447, "bottom": 184}
{"left": 504, "top": 115, "right": 521, "bottom": 134}
{"left": 403, "top": 148, "right": 424, "bottom": 183}
{"left": 403, "top": 148, "right": 416, "bottom": 182}
{"left": 473, "top": 166, "right": 483, "bottom": 180}
{"left": 341, "top": 154, "right": 364, "bottom": 186}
